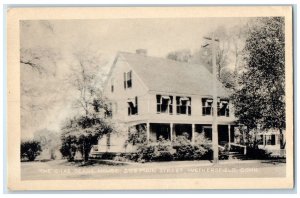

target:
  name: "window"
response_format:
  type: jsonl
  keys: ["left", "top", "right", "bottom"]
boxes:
{"left": 202, "top": 98, "right": 213, "bottom": 116}
{"left": 124, "top": 71, "right": 132, "bottom": 89}
{"left": 266, "top": 135, "right": 276, "bottom": 145}
{"left": 128, "top": 96, "right": 138, "bottom": 116}
{"left": 202, "top": 98, "right": 230, "bottom": 117}
{"left": 218, "top": 99, "right": 229, "bottom": 117}
{"left": 156, "top": 95, "right": 173, "bottom": 114}
{"left": 176, "top": 96, "right": 191, "bottom": 115}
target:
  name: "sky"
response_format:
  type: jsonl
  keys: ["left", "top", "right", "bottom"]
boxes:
{"left": 20, "top": 17, "right": 249, "bottom": 139}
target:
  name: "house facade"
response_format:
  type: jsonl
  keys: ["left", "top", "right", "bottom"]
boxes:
{"left": 95, "top": 49, "right": 284, "bottom": 155}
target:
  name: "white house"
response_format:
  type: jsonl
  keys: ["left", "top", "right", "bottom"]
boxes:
{"left": 95, "top": 49, "right": 284, "bottom": 155}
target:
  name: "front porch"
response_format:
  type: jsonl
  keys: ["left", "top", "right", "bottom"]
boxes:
{"left": 134, "top": 122, "right": 239, "bottom": 146}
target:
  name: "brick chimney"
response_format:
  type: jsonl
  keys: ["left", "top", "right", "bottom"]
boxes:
{"left": 136, "top": 49, "right": 147, "bottom": 56}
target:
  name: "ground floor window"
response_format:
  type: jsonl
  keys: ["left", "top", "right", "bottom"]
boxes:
{"left": 266, "top": 134, "right": 276, "bottom": 145}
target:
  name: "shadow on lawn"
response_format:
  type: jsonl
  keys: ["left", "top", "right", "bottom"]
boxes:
{"left": 59, "top": 159, "right": 130, "bottom": 167}
{"left": 260, "top": 158, "right": 286, "bottom": 165}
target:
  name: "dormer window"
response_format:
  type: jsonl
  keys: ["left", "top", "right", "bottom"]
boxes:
{"left": 156, "top": 95, "right": 173, "bottom": 114}
{"left": 176, "top": 96, "right": 191, "bottom": 115}
{"left": 124, "top": 71, "right": 132, "bottom": 89}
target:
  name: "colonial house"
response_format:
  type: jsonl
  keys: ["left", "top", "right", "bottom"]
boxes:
{"left": 94, "top": 49, "right": 284, "bottom": 155}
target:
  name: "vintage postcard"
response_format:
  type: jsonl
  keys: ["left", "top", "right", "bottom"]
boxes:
{"left": 7, "top": 6, "right": 293, "bottom": 190}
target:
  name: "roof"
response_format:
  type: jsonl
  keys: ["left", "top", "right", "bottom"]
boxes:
{"left": 119, "top": 52, "right": 229, "bottom": 97}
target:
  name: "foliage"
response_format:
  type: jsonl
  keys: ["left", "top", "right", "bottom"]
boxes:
{"left": 134, "top": 137, "right": 175, "bottom": 162}
{"left": 127, "top": 126, "right": 147, "bottom": 146}
{"left": 173, "top": 133, "right": 211, "bottom": 161}
{"left": 60, "top": 135, "right": 77, "bottom": 161}
{"left": 124, "top": 132, "right": 212, "bottom": 162}
{"left": 166, "top": 49, "right": 192, "bottom": 63}
{"left": 21, "top": 140, "right": 42, "bottom": 161}
{"left": 231, "top": 17, "right": 285, "bottom": 140}
{"left": 60, "top": 97, "right": 116, "bottom": 162}
{"left": 166, "top": 24, "right": 247, "bottom": 89}
{"left": 20, "top": 21, "right": 67, "bottom": 137}
{"left": 245, "top": 147, "right": 272, "bottom": 160}
{"left": 172, "top": 133, "right": 195, "bottom": 160}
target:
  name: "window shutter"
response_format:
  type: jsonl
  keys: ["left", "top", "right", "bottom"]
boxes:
{"left": 124, "top": 72, "right": 126, "bottom": 89}
{"left": 135, "top": 96, "right": 138, "bottom": 114}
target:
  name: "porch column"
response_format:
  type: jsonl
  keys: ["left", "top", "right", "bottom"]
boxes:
{"left": 146, "top": 122, "right": 150, "bottom": 143}
{"left": 170, "top": 123, "right": 173, "bottom": 141}
{"left": 192, "top": 124, "right": 195, "bottom": 144}
{"left": 228, "top": 124, "right": 231, "bottom": 149}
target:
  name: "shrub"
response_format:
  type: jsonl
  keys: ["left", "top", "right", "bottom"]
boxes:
{"left": 127, "top": 126, "right": 147, "bottom": 145}
{"left": 21, "top": 140, "right": 42, "bottom": 161}
{"left": 60, "top": 135, "right": 77, "bottom": 162}
{"left": 245, "top": 147, "right": 272, "bottom": 159}
{"left": 173, "top": 133, "right": 212, "bottom": 161}
{"left": 136, "top": 143, "right": 157, "bottom": 162}
{"left": 155, "top": 137, "right": 174, "bottom": 161}
{"left": 135, "top": 137, "right": 174, "bottom": 162}
{"left": 101, "top": 152, "right": 117, "bottom": 160}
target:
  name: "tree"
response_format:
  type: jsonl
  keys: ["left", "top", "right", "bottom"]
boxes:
{"left": 61, "top": 49, "right": 113, "bottom": 162}
{"left": 20, "top": 21, "right": 66, "bottom": 138}
{"left": 166, "top": 49, "right": 192, "bottom": 63}
{"left": 21, "top": 140, "right": 42, "bottom": 161}
{"left": 231, "top": 17, "right": 285, "bottom": 147}
{"left": 191, "top": 26, "right": 231, "bottom": 78}
{"left": 34, "top": 129, "right": 61, "bottom": 160}
{"left": 60, "top": 97, "right": 116, "bottom": 162}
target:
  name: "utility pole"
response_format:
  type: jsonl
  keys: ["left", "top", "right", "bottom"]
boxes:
{"left": 203, "top": 34, "right": 219, "bottom": 164}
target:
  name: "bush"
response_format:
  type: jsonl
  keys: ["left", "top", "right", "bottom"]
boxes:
{"left": 245, "top": 147, "right": 272, "bottom": 159}
{"left": 60, "top": 135, "right": 77, "bottom": 162}
{"left": 101, "top": 152, "right": 117, "bottom": 160}
{"left": 21, "top": 140, "right": 42, "bottom": 161}
{"left": 173, "top": 133, "right": 211, "bottom": 161}
{"left": 155, "top": 137, "right": 174, "bottom": 161}
{"left": 135, "top": 137, "right": 174, "bottom": 162}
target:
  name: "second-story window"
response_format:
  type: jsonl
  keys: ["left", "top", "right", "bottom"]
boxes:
{"left": 218, "top": 99, "right": 229, "bottom": 117}
{"left": 156, "top": 95, "right": 173, "bottom": 114}
{"left": 202, "top": 98, "right": 213, "bottom": 116}
{"left": 124, "top": 71, "right": 132, "bottom": 89}
{"left": 202, "top": 98, "right": 230, "bottom": 117}
{"left": 128, "top": 96, "right": 138, "bottom": 116}
{"left": 176, "top": 96, "right": 191, "bottom": 115}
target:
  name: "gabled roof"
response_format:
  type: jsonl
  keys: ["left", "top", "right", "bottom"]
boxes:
{"left": 119, "top": 52, "right": 229, "bottom": 97}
